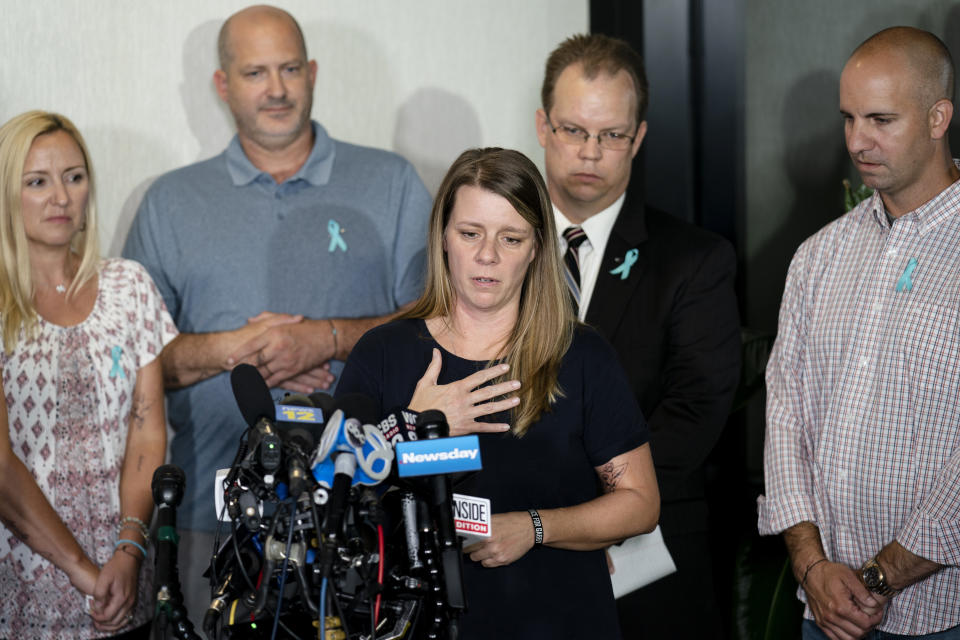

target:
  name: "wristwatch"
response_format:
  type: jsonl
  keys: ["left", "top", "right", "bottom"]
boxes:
{"left": 860, "top": 556, "right": 897, "bottom": 597}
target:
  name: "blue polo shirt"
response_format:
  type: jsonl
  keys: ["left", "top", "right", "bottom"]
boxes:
{"left": 123, "top": 122, "right": 431, "bottom": 531}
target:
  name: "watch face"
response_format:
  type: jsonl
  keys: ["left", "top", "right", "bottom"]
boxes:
{"left": 863, "top": 565, "right": 882, "bottom": 588}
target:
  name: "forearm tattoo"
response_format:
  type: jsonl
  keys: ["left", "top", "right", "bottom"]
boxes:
{"left": 597, "top": 461, "right": 628, "bottom": 493}
{"left": 0, "top": 515, "right": 29, "bottom": 543}
{"left": 130, "top": 389, "right": 152, "bottom": 432}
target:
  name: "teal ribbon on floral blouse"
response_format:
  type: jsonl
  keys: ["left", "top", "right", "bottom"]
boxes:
{"left": 609, "top": 248, "right": 639, "bottom": 280}
{"left": 328, "top": 219, "right": 348, "bottom": 252}
{"left": 895, "top": 257, "right": 918, "bottom": 292}
{"left": 110, "top": 346, "right": 126, "bottom": 379}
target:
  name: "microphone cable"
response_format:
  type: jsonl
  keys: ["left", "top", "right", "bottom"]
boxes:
{"left": 375, "top": 523, "right": 385, "bottom": 627}
{"left": 270, "top": 499, "right": 297, "bottom": 640}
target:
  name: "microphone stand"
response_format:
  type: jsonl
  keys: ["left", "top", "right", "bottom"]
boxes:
{"left": 416, "top": 410, "right": 465, "bottom": 639}
{"left": 152, "top": 464, "right": 202, "bottom": 640}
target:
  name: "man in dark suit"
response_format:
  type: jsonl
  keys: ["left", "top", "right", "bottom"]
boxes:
{"left": 535, "top": 34, "right": 741, "bottom": 637}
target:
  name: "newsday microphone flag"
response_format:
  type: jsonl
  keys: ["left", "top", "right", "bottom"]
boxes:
{"left": 395, "top": 435, "right": 482, "bottom": 477}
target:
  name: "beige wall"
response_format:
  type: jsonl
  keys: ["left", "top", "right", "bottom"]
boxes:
{"left": 0, "top": 0, "right": 588, "bottom": 255}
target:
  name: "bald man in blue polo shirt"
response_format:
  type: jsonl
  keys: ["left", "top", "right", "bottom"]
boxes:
{"left": 122, "top": 5, "right": 430, "bottom": 625}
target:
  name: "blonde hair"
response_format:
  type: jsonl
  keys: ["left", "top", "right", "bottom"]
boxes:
{"left": 406, "top": 148, "right": 575, "bottom": 436}
{"left": 0, "top": 111, "right": 100, "bottom": 352}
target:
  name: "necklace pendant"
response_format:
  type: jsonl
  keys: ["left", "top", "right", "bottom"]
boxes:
{"left": 55, "top": 284, "right": 66, "bottom": 294}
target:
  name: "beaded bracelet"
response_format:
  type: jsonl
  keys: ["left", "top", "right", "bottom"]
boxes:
{"left": 118, "top": 523, "right": 148, "bottom": 541}
{"left": 114, "top": 538, "right": 147, "bottom": 559}
{"left": 119, "top": 516, "right": 149, "bottom": 540}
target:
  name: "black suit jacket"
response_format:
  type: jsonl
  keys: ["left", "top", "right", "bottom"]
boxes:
{"left": 584, "top": 192, "right": 741, "bottom": 538}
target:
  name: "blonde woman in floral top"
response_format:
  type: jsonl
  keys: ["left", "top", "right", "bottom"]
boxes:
{"left": 0, "top": 111, "right": 177, "bottom": 639}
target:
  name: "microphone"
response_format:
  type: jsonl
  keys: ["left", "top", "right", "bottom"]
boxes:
{"left": 152, "top": 464, "right": 201, "bottom": 639}
{"left": 312, "top": 394, "right": 394, "bottom": 491}
{"left": 376, "top": 406, "right": 420, "bottom": 447}
{"left": 230, "top": 364, "right": 281, "bottom": 474}
{"left": 313, "top": 394, "right": 384, "bottom": 541}
{"left": 308, "top": 391, "right": 338, "bottom": 417}
{"left": 231, "top": 363, "right": 275, "bottom": 427}
{"left": 416, "top": 411, "right": 467, "bottom": 611}
{"left": 153, "top": 464, "right": 185, "bottom": 595}
{"left": 276, "top": 393, "right": 322, "bottom": 499}
{"left": 203, "top": 533, "right": 262, "bottom": 638}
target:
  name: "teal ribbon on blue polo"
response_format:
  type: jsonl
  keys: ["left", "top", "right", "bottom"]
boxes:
{"left": 609, "top": 249, "right": 639, "bottom": 280}
{"left": 327, "top": 219, "right": 347, "bottom": 252}
{"left": 110, "top": 346, "right": 126, "bottom": 379}
{"left": 895, "top": 257, "right": 918, "bottom": 292}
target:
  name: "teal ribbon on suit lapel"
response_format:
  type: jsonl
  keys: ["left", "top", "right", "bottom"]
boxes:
{"left": 609, "top": 248, "right": 639, "bottom": 280}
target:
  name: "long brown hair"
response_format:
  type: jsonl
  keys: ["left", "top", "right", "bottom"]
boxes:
{"left": 405, "top": 148, "right": 575, "bottom": 436}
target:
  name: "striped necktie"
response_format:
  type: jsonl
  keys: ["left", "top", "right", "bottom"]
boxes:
{"left": 562, "top": 226, "right": 588, "bottom": 312}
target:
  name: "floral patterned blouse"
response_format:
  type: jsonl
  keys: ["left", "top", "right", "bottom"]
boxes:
{"left": 0, "top": 258, "right": 177, "bottom": 639}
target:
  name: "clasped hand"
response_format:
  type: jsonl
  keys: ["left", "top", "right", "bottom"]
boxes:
{"left": 805, "top": 560, "right": 886, "bottom": 640}
{"left": 226, "top": 311, "right": 335, "bottom": 392}
{"left": 70, "top": 550, "right": 140, "bottom": 631}
{"left": 409, "top": 348, "right": 520, "bottom": 436}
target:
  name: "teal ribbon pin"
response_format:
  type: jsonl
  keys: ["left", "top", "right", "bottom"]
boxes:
{"left": 609, "top": 249, "right": 639, "bottom": 280}
{"left": 327, "top": 219, "right": 348, "bottom": 253}
{"left": 110, "top": 346, "right": 126, "bottom": 379}
{"left": 895, "top": 257, "right": 918, "bottom": 292}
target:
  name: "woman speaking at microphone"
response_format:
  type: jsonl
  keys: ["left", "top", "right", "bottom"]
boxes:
{"left": 337, "top": 147, "right": 659, "bottom": 638}
{"left": 0, "top": 111, "right": 177, "bottom": 638}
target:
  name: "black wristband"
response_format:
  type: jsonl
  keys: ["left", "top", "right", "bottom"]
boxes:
{"left": 528, "top": 509, "right": 544, "bottom": 546}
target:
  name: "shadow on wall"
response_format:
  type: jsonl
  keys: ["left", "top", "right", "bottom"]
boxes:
{"left": 110, "top": 19, "right": 233, "bottom": 257}
{"left": 393, "top": 88, "right": 483, "bottom": 196}
{"left": 305, "top": 21, "right": 395, "bottom": 150}
{"left": 110, "top": 175, "right": 159, "bottom": 257}
{"left": 750, "top": 70, "right": 847, "bottom": 330}
{"left": 181, "top": 19, "right": 234, "bottom": 162}
{"left": 90, "top": 127, "right": 176, "bottom": 258}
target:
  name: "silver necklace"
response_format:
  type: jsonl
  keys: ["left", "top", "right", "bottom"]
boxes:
{"left": 55, "top": 284, "right": 66, "bottom": 294}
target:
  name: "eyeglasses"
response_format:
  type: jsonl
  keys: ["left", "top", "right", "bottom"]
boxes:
{"left": 545, "top": 115, "right": 637, "bottom": 151}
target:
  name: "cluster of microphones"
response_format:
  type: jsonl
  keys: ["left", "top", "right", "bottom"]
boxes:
{"left": 151, "top": 363, "right": 487, "bottom": 640}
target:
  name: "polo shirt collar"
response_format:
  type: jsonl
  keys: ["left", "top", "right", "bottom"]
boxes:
{"left": 225, "top": 120, "right": 336, "bottom": 187}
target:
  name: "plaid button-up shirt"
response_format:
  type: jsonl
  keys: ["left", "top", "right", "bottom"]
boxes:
{"left": 758, "top": 181, "right": 960, "bottom": 634}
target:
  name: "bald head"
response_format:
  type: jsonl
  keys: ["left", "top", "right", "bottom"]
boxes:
{"left": 218, "top": 5, "right": 307, "bottom": 71}
{"left": 848, "top": 26, "right": 954, "bottom": 110}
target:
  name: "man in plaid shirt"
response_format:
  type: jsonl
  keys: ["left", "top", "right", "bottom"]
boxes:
{"left": 759, "top": 27, "right": 960, "bottom": 640}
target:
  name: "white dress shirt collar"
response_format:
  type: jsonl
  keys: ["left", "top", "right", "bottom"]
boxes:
{"left": 552, "top": 192, "right": 627, "bottom": 320}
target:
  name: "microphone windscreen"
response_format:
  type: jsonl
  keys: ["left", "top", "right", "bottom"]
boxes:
{"left": 277, "top": 393, "right": 321, "bottom": 447}
{"left": 152, "top": 464, "right": 186, "bottom": 507}
{"left": 416, "top": 410, "right": 450, "bottom": 439}
{"left": 230, "top": 364, "right": 275, "bottom": 427}
{"left": 308, "top": 392, "right": 338, "bottom": 416}
{"left": 335, "top": 393, "right": 379, "bottom": 425}
{"left": 280, "top": 393, "right": 313, "bottom": 407}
